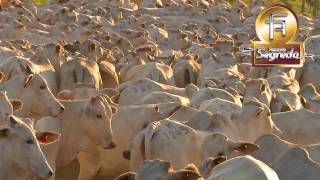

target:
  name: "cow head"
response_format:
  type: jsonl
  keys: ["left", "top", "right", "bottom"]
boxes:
{"left": 19, "top": 65, "right": 64, "bottom": 118}
{"left": 270, "top": 89, "right": 305, "bottom": 113}
{"left": 231, "top": 98, "right": 283, "bottom": 141}
{"left": 79, "top": 95, "right": 116, "bottom": 150}
{"left": 244, "top": 78, "right": 272, "bottom": 106}
{"left": 0, "top": 116, "right": 59, "bottom": 179}
{"left": 201, "top": 133, "right": 259, "bottom": 161}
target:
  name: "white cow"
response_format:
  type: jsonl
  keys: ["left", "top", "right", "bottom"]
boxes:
{"left": 252, "top": 134, "right": 320, "bottom": 164}
{"left": 199, "top": 98, "right": 241, "bottom": 119}
{"left": 0, "top": 65, "right": 64, "bottom": 118}
{"left": 35, "top": 95, "right": 116, "bottom": 179}
{"left": 191, "top": 98, "right": 281, "bottom": 142}
{"left": 60, "top": 58, "right": 103, "bottom": 91}
{"left": 270, "top": 147, "right": 320, "bottom": 180}
{"left": 190, "top": 87, "right": 242, "bottom": 109}
{"left": 206, "top": 156, "right": 279, "bottom": 180}
{"left": 115, "top": 159, "right": 201, "bottom": 180}
{"left": 272, "top": 109, "right": 320, "bottom": 144}
{"left": 116, "top": 78, "right": 198, "bottom": 105}
{"left": 0, "top": 115, "right": 59, "bottom": 180}
{"left": 243, "top": 78, "right": 272, "bottom": 107}
{"left": 270, "top": 89, "right": 305, "bottom": 113}
{"left": 77, "top": 103, "right": 181, "bottom": 179}
{"left": 133, "top": 92, "right": 190, "bottom": 106}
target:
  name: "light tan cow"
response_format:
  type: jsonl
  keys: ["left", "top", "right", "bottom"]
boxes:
{"left": 0, "top": 115, "right": 59, "bottom": 180}
{"left": 272, "top": 109, "right": 320, "bottom": 144}
{"left": 125, "top": 99, "right": 280, "bottom": 171}
{"left": 60, "top": 57, "right": 102, "bottom": 91}
{"left": 115, "top": 159, "right": 202, "bottom": 180}
{"left": 124, "top": 119, "right": 202, "bottom": 171}
{"left": 199, "top": 98, "right": 241, "bottom": 119}
{"left": 121, "top": 62, "right": 175, "bottom": 86}
{"left": 298, "top": 60, "right": 320, "bottom": 92}
{"left": 200, "top": 133, "right": 259, "bottom": 164}
{"left": 298, "top": 84, "right": 320, "bottom": 101}
{"left": 270, "top": 89, "right": 305, "bottom": 113}
{"left": 77, "top": 103, "right": 182, "bottom": 179}
{"left": 305, "top": 98, "right": 320, "bottom": 113}
{"left": 172, "top": 58, "right": 201, "bottom": 88}
{"left": 270, "top": 147, "right": 320, "bottom": 180}
{"left": 35, "top": 95, "right": 116, "bottom": 179}
{"left": 188, "top": 98, "right": 281, "bottom": 142}
{"left": 243, "top": 78, "right": 272, "bottom": 107}
{"left": 266, "top": 75, "right": 300, "bottom": 93}
{"left": 0, "top": 65, "right": 64, "bottom": 118}
{"left": 99, "top": 60, "right": 119, "bottom": 89}
{"left": 116, "top": 78, "right": 198, "bottom": 105}
{"left": 206, "top": 156, "right": 279, "bottom": 180}
{"left": 190, "top": 87, "right": 242, "bottom": 109}
{"left": 0, "top": 55, "right": 58, "bottom": 95}
{"left": 40, "top": 43, "right": 67, "bottom": 84}
{"left": 133, "top": 92, "right": 190, "bottom": 106}
{"left": 252, "top": 134, "right": 320, "bottom": 164}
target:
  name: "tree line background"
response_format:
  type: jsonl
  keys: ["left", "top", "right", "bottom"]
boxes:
{"left": 226, "top": 0, "right": 320, "bottom": 17}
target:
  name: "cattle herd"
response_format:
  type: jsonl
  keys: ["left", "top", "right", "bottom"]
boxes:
{"left": 2, "top": 0, "right": 320, "bottom": 179}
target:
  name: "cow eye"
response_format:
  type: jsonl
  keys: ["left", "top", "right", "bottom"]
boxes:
{"left": 96, "top": 114, "right": 102, "bottom": 119}
{"left": 26, "top": 139, "right": 34, "bottom": 144}
{"left": 40, "top": 85, "right": 46, "bottom": 89}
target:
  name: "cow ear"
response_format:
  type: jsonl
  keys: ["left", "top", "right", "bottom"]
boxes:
{"left": 36, "top": 131, "right": 61, "bottom": 144}
{"left": 55, "top": 45, "right": 61, "bottom": 54}
{"left": 9, "top": 115, "right": 18, "bottom": 125}
{"left": 232, "top": 142, "right": 260, "bottom": 153}
{"left": 256, "top": 108, "right": 264, "bottom": 116}
{"left": 90, "top": 43, "right": 96, "bottom": 51}
{"left": 300, "top": 95, "right": 307, "bottom": 107}
{"left": 260, "top": 83, "right": 266, "bottom": 91}
{"left": 111, "top": 105, "right": 118, "bottom": 114}
{"left": 10, "top": 99, "right": 23, "bottom": 112}
{"left": 0, "top": 127, "right": 10, "bottom": 138}
{"left": 193, "top": 54, "right": 199, "bottom": 62}
{"left": 169, "top": 54, "right": 176, "bottom": 67}
{"left": 57, "top": 90, "right": 73, "bottom": 100}
{"left": 24, "top": 74, "right": 33, "bottom": 87}
{"left": 25, "top": 65, "right": 34, "bottom": 75}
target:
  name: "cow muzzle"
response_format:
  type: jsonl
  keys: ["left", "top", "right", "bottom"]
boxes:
{"left": 123, "top": 150, "right": 131, "bottom": 160}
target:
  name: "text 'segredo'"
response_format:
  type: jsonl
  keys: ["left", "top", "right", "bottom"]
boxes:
{"left": 252, "top": 5, "right": 304, "bottom": 67}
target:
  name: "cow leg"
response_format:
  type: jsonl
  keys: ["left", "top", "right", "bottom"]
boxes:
{"left": 77, "top": 150, "right": 101, "bottom": 180}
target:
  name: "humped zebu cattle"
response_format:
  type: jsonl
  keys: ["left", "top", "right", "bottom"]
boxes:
{"left": 0, "top": 0, "right": 319, "bottom": 180}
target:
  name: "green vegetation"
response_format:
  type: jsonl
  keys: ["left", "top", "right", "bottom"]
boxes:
{"left": 227, "top": 0, "right": 320, "bottom": 17}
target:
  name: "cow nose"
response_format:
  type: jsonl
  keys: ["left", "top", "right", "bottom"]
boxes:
{"left": 47, "top": 170, "right": 53, "bottom": 178}
{"left": 123, "top": 150, "right": 131, "bottom": 160}
{"left": 106, "top": 142, "right": 116, "bottom": 149}
{"left": 60, "top": 106, "right": 65, "bottom": 113}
